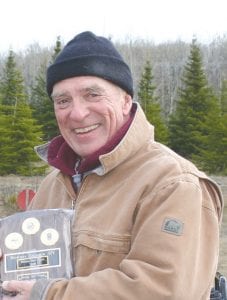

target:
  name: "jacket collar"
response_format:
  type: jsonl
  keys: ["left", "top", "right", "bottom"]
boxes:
{"left": 98, "top": 102, "right": 154, "bottom": 174}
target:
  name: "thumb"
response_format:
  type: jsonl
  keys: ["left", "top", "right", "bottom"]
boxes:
{"left": 1, "top": 281, "right": 18, "bottom": 297}
{"left": 2, "top": 280, "right": 35, "bottom": 293}
{"left": 2, "top": 280, "right": 19, "bottom": 292}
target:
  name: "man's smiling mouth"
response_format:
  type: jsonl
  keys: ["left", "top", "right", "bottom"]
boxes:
{"left": 74, "top": 124, "right": 100, "bottom": 134}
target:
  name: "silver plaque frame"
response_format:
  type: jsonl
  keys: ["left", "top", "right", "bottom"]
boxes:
{"left": 0, "top": 209, "right": 74, "bottom": 281}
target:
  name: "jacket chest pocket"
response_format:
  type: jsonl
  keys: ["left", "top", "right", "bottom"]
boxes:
{"left": 72, "top": 231, "right": 131, "bottom": 276}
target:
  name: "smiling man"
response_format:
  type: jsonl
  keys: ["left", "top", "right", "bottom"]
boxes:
{"left": 1, "top": 31, "right": 223, "bottom": 300}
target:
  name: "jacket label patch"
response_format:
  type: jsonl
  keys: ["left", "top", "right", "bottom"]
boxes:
{"left": 162, "top": 217, "right": 184, "bottom": 236}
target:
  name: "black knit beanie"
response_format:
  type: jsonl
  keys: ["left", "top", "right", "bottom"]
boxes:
{"left": 46, "top": 31, "right": 133, "bottom": 97}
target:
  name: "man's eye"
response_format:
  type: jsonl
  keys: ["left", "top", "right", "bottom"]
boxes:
{"left": 86, "top": 92, "right": 101, "bottom": 101}
{"left": 55, "top": 98, "right": 71, "bottom": 108}
{"left": 89, "top": 92, "right": 98, "bottom": 97}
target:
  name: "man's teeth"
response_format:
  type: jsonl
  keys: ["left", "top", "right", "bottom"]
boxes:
{"left": 75, "top": 124, "right": 99, "bottom": 134}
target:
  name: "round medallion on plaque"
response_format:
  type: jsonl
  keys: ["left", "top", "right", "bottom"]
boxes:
{"left": 40, "top": 228, "right": 59, "bottom": 246}
{"left": 5, "top": 232, "right": 23, "bottom": 250}
{"left": 22, "top": 217, "right": 40, "bottom": 235}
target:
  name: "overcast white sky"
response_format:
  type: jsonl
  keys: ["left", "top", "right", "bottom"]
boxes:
{"left": 1, "top": 0, "right": 227, "bottom": 53}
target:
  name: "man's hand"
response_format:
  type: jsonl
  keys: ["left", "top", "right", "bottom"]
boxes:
{"left": 1, "top": 280, "right": 35, "bottom": 300}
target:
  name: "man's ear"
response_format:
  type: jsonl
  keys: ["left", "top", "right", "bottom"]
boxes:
{"left": 122, "top": 93, "right": 133, "bottom": 115}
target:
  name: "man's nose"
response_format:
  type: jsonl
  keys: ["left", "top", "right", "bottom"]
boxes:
{"left": 69, "top": 98, "right": 89, "bottom": 121}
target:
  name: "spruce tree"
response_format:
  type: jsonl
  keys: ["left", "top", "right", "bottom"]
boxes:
{"left": 138, "top": 60, "right": 168, "bottom": 144}
{"left": 220, "top": 79, "right": 227, "bottom": 114}
{"left": 0, "top": 105, "right": 15, "bottom": 174}
{"left": 0, "top": 50, "right": 45, "bottom": 175}
{"left": 0, "top": 51, "right": 19, "bottom": 106}
{"left": 201, "top": 80, "right": 227, "bottom": 174}
{"left": 168, "top": 39, "right": 221, "bottom": 170}
{"left": 31, "top": 36, "right": 61, "bottom": 141}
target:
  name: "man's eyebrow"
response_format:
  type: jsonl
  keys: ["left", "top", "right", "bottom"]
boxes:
{"left": 51, "top": 85, "right": 106, "bottom": 100}
{"left": 51, "top": 91, "right": 69, "bottom": 100}
{"left": 82, "top": 85, "right": 105, "bottom": 93}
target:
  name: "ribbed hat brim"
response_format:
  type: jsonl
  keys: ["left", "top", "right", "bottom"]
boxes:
{"left": 47, "top": 55, "right": 133, "bottom": 97}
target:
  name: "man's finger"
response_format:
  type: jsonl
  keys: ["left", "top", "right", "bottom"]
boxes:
{"left": 2, "top": 280, "right": 35, "bottom": 294}
{"left": 2, "top": 281, "right": 18, "bottom": 292}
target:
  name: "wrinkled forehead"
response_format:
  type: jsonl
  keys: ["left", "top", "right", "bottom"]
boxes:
{"left": 51, "top": 76, "right": 124, "bottom": 99}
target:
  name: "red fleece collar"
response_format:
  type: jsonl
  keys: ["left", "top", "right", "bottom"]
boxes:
{"left": 48, "top": 105, "right": 136, "bottom": 175}
{"left": 47, "top": 136, "right": 78, "bottom": 176}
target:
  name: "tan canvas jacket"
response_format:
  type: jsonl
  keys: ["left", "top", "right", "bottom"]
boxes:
{"left": 29, "top": 103, "right": 223, "bottom": 300}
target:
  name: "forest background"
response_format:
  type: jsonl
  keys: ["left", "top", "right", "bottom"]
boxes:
{"left": 0, "top": 34, "right": 227, "bottom": 176}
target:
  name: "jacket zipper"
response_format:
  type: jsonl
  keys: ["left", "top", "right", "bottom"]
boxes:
{"left": 71, "top": 174, "right": 88, "bottom": 210}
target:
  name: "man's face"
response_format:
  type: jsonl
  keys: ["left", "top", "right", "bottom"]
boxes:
{"left": 52, "top": 76, "right": 132, "bottom": 158}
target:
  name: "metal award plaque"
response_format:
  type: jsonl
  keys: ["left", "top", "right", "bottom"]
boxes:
{"left": 0, "top": 209, "right": 74, "bottom": 281}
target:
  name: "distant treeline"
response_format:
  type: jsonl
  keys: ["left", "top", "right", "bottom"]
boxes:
{"left": 1, "top": 35, "right": 227, "bottom": 117}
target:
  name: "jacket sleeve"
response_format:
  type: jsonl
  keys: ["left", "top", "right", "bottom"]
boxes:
{"left": 30, "top": 177, "right": 223, "bottom": 300}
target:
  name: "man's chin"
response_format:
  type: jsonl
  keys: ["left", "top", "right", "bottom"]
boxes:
{"left": 75, "top": 145, "right": 104, "bottom": 158}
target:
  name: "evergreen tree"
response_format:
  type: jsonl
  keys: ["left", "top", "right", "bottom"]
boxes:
{"left": 0, "top": 105, "right": 15, "bottom": 173}
{"left": 220, "top": 79, "right": 227, "bottom": 114}
{"left": 0, "top": 50, "right": 24, "bottom": 106}
{"left": 191, "top": 100, "right": 226, "bottom": 174}
{"left": 0, "top": 50, "right": 46, "bottom": 175}
{"left": 201, "top": 80, "right": 227, "bottom": 174}
{"left": 168, "top": 39, "right": 221, "bottom": 171}
{"left": 31, "top": 36, "right": 61, "bottom": 141}
{"left": 138, "top": 60, "right": 168, "bottom": 144}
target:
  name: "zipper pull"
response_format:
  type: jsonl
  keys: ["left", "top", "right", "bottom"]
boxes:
{"left": 71, "top": 199, "right": 76, "bottom": 210}
{"left": 72, "top": 173, "right": 82, "bottom": 189}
